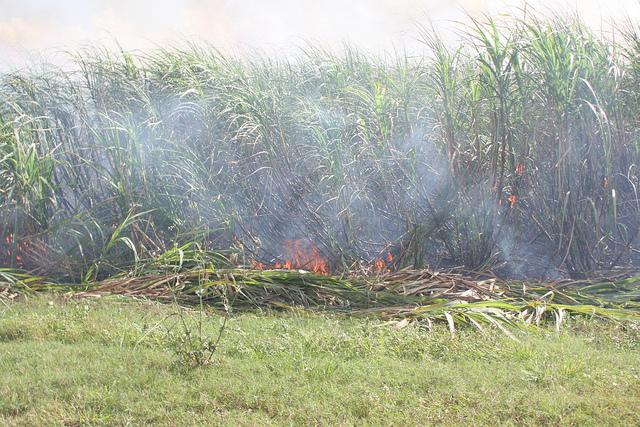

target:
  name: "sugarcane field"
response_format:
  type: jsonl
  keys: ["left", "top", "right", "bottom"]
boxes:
{"left": 1, "top": 1, "right": 640, "bottom": 425}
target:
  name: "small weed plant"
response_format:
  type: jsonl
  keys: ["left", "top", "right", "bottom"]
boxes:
{"left": 168, "top": 279, "right": 233, "bottom": 368}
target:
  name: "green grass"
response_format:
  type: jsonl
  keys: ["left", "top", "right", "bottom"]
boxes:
{"left": 1, "top": 297, "right": 639, "bottom": 426}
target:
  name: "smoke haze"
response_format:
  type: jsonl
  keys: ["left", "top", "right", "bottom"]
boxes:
{"left": 1, "top": 0, "right": 640, "bottom": 67}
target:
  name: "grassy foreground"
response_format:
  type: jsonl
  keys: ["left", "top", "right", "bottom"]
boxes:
{"left": 1, "top": 297, "right": 639, "bottom": 426}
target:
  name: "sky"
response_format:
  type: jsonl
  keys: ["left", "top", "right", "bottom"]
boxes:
{"left": 1, "top": 0, "right": 640, "bottom": 66}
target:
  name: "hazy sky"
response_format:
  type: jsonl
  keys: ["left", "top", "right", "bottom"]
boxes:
{"left": 1, "top": 0, "right": 639, "bottom": 66}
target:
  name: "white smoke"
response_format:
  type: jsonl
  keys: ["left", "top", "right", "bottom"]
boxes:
{"left": 1, "top": 0, "right": 639, "bottom": 68}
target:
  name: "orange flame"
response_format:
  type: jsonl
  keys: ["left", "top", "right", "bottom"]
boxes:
{"left": 507, "top": 194, "right": 517, "bottom": 208}
{"left": 251, "top": 259, "right": 266, "bottom": 270}
{"left": 373, "top": 258, "right": 385, "bottom": 273}
{"left": 251, "top": 239, "right": 329, "bottom": 275}
{"left": 283, "top": 239, "right": 329, "bottom": 275}
{"left": 3, "top": 234, "right": 29, "bottom": 267}
{"left": 372, "top": 251, "right": 394, "bottom": 273}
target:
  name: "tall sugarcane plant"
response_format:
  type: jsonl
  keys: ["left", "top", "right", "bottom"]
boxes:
{"left": 1, "top": 12, "right": 640, "bottom": 280}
